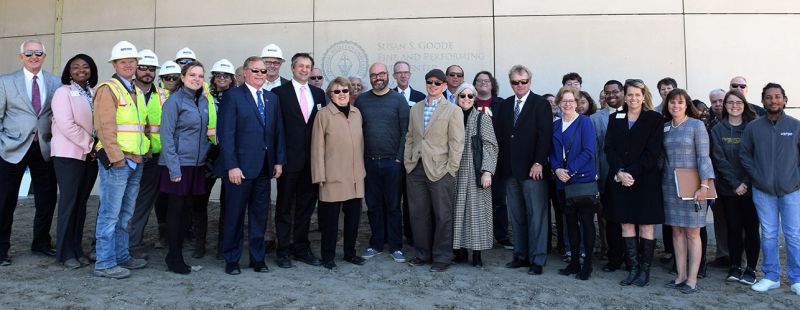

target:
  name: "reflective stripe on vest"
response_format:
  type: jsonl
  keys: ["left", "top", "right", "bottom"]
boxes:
{"left": 95, "top": 79, "right": 150, "bottom": 155}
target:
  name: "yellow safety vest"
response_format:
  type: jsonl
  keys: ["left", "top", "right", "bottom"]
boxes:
{"left": 145, "top": 85, "right": 169, "bottom": 154}
{"left": 203, "top": 82, "right": 218, "bottom": 145}
{"left": 96, "top": 79, "right": 150, "bottom": 155}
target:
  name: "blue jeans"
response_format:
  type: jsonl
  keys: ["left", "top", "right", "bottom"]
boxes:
{"left": 364, "top": 158, "right": 403, "bottom": 252}
{"left": 95, "top": 163, "right": 143, "bottom": 270}
{"left": 753, "top": 188, "right": 800, "bottom": 284}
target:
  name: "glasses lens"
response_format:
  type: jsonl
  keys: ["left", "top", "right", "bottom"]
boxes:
{"left": 459, "top": 94, "right": 474, "bottom": 99}
{"left": 214, "top": 73, "right": 231, "bottom": 79}
{"left": 163, "top": 76, "right": 178, "bottom": 81}
{"left": 137, "top": 66, "right": 155, "bottom": 72}
{"left": 265, "top": 61, "right": 281, "bottom": 66}
{"left": 250, "top": 69, "right": 267, "bottom": 74}
{"left": 448, "top": 73, "right": 464, "bottom": 78}
{"left": 332, "top": 89, "right": 350, "bottom": 94}
{"left": 310, "top": 76, "right": 323, "bottom": 80}
{"left": 426, "top": 80, "right": 442, "bottom": 85}
{"left": 24, "top": 50, "right": 44, "bottom": 57}
{"left": 731, "top": 84, "right": 747, "bottom": 89}
{"left": 176, "top": 59, "right": 192, "bottom": 65}
{"left": 511, "top": 79, "right": 529, "bottom": 85}
{"left": 369, "top": 72, "right": 388, "bottom": 79}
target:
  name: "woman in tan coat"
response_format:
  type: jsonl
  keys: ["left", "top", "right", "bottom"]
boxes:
{"left": 311, "top": 76, "right": 367, "bottom": 270}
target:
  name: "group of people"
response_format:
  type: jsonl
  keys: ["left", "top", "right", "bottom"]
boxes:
{"left": 0, "top": 39, "right": 798, "bottom": 297}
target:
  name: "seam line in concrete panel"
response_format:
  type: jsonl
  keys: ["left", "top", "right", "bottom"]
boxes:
{"left": 681, "top": 0, "right": 688, "bottom": 88}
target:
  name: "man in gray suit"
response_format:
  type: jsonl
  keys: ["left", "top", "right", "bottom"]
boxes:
{"left": 0, "top": 39, "right": 61, "bottom": 265}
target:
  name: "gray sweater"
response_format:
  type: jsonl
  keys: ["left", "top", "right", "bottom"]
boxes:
{"left": 158, "top": 87, "right": 211, "bottom": 179}
{"left": 354, "top": 89, "right": 409, "bottom": 161}
{"left": 710, "top": 119, "right": 750, "bottom": 196}
{"left": 740, "top": 113, "right": 800, "bottom": 196}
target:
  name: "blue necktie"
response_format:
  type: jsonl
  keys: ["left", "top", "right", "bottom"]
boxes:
{"left": 256, "top": 90, "right": 266, "bottom": 123}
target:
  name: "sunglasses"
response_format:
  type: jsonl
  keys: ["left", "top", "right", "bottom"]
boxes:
{"left": 137, "top": 66, "right": 156, "bottom": 72}
{"left": 23, "top": 50, "right": 44, "bottom": 57}
{"left": 213, "top": 73, "right": 232, "bottom": 79}
{"left": 175, "top": 59, "right": 193, "bottom": 65}
{"left": 426, "top": 80, "right": 444, "bottom": 86}
{"left": 510, "top": 79, "right": 529, "bottom": 86}
{"left": 731, "top": 83, "right": 747, "bottom": 89}
{"left": 331, "top": 89, "right": 350, "bottom": 94}
{"left": 309, "top": 76, "right": 323, "bottom": 81}
{"left": 162, "top": 75, "right": 179, "bottom": 81}
{"left": 250, "top": 68, "right": 268, "bottom": 74}
{"left": 459, "top": 94, "right": 474, "bottom": 99}
{"left": 447, "top": 73, "right": 464, "bottom": 78}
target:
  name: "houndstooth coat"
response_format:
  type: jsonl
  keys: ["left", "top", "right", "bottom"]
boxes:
{"left": 453, "top": 109, "right": 498, "bottom": 250}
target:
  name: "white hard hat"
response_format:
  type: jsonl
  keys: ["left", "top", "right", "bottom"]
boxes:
{"left": 175, "top": 47, "right": 196, "bottom": 60}
{"left": 137, "top": 49, "right": 160, "bottom": 67}
{"left": 159, "top": 61, "right": 181, "bottom": 76}
{"left": 108, "top": 41, "right": 140, "bottom": 62}
{"left": 260, "top": 43, "right": 283, "bottom": 60}
{"left": 211, "top": 59, "right": 235, "bottom": 75}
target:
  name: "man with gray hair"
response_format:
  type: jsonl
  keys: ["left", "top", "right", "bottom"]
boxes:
{"left": 355, "top": 63, "right": 410, "bottom": 263}
{"left": 709, "top": 89, "right": 726, "bottom": 120}
{"left": 0, "top": 39, "right": 61, "bottom": 266}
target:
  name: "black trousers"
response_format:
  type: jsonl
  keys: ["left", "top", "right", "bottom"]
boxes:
{"left": 0, "top": 141, "right": 57, "bottom": 258}
{"left": 275, "top": 167, "right": 318, "bottom": 258}
{"left": 720, "top": 195, "right": 759, "bottom": 268}
{"left": 548, "top": 179, "right": 565, "bottom": 254}
{"left": 557, "top": 190, "right": 596, "bottom": 262}
{"left": 53, "top": 157, "right": 98, "bottom": 262}
{"left": 166, "top": 193, "right": 200, "bottom": 264}
{"left": 318, "top": 198, "right": 361, "bottom": 262}
{"left": 491, "top": 173, "right": 509, "bottom": 242}
{"left": 401, "top": 171, "right": 413, "bottom": 243}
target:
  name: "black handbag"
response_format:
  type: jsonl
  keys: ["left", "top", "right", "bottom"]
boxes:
{"left": 561, "top": 119, "right": 600, "bottom": 205}
{"left": 470, "top": 111, "right": 484, "bottom": 187}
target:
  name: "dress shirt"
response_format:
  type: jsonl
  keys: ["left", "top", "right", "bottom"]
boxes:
{"left": 245, "top": 83, "right": 262, "bottom": 106}
{"left": 262, "top": 77, "right": 282, "bottom": 91}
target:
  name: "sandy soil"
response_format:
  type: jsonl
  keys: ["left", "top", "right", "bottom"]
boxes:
{"left": 0, "top": 196, "right": 798, "bottom": 309}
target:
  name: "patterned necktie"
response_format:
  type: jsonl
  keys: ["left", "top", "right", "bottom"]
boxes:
{"left": 31, "top": 75, "right": 41, "bottom": 115}
{"left": 256, "top": 90, "right": 266, "bottom": 124}
{"left": 299, "top": 85, "right": 310, "bottom": 123}
{"left": 514, "top": 99, "right": 522, "bottom": 124}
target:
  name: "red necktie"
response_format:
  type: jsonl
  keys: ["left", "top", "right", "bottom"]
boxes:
{"left": 32, "top": 75, "right": 41, "bottom": 115}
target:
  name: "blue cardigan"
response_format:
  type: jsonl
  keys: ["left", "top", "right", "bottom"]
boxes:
{"left": 549, "top": 115, "right": 597, "bottom": 189}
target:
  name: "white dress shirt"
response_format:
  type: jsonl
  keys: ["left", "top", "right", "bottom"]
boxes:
{"left": 246, "top": 83, "right": 262, "bottom": 106}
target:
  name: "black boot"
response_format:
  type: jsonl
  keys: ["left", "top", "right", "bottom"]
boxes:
{"left": 453, "top": 248, "right": 468, "bottom": 263}
{"left": 471, "top": 250, "right": 483, "bottom": 268}
{"left": 558, "top": 257, "right": 581, "bottom": 276}
{"left": 577, "top": 256, "right": 593, "bottom": 280}
{"left": 620, "top": 237, "right": 640, "bottom": 286}
{"left": 633, "top": 238, "right": 655, "bottom": 287}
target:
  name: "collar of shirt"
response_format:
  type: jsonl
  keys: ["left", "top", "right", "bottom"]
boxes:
{"left": 425, "top": 95, "right": 443, "bottom": 108}
{"left": 397, "top": 86, "right": 412, "bottom": 102}
{"left": 515, "top": 91, "right": 530, "bottom": 106}
{"left": 262, "top": 77, "right": 282, "bottom": 91}
{"left": 292, "top": 79, "right": 315, "bottom": 111}
{"left": 245, "top": 83, "right": 262, "bottom": 105}
{"left": 23, "top": 67, "right": 45, "bottom": 101}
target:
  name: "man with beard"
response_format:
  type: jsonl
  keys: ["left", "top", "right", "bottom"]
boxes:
{"left": 355, "top": 63, "right": 410, "bottom": 263}
{"left": 129, "top": 49, "right": 169, "bottom": 257}
{"left": 591, "top": 80, "right": 625, "bottom": 272}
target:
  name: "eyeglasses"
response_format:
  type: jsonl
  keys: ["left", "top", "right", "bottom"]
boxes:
{"left": 369, "top": 72, "right": 388, "bottom": 79}
{"left": 162, "top": 75, "right": 179, "bottom": 82}
{"left": 510, "top": 79, "right": 530, "bottom": 86}
{"left": 264, "top": 60, "right": 282, "bottom": 67}
{"left": 731, "top": 83, "right": 747, "bottom": 89}
{"left": 250, "top": 68, "right": 268, "bottom": 74}
{"left": 560, "top": 99, "right": 577, "bottom": 104}
{"left": 725, "top": 100, "right": 744, "bottom": 106}
{"left": 426, "top": 80, "right": 444, "bottom": 86}
{"left": 213, "top": 73, "right": 232, "bottom": 79}
{"left": 137, "top": 66, "right": 156, "bottom": 72}
{"left": 459, "top": 94, "right": 474, "bottom": 99}
{"left": 309, "top": 76, "right": 323, "bottom": 81}
{"left": 23, "top": 50, "right": 44, "bottom": 57}
{"left": 475, "top": 79, "right": 491, "bottom": 85}
{"left": 175, "top": 58, "right": 193, "bottom": 65}
{"left": 447, "top": 73, "right": 464, "bottom": 78}
{"left": 394, "top": 71, "right": 410, "bottom": 76}
{"left": 331, "top": 89, "right": 349, "bottom": 94}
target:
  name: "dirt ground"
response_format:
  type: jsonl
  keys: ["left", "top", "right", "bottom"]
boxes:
{"left": 0, "top": 196, "right": 798, "bottom": 309}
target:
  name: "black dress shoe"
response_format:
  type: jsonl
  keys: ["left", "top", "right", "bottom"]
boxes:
{"left": 294, "top": 253, "right": 321, "bottom": 266}
{"left": 407, "top": 257, "right": 428, "bottom": 266}
{"left": 0, "top": 257, "right": 11, "bottom": 266}
{"left": 225, "top": 262, "right": 241, "bottom": 275}
{"left": 430, "top": 262, "right": 449, "bottom": 272}
{"left": 505, "top": 259, "right": 530, "bottom": 269}
{"left": 602, "top": 263, "right": 620, "bottom": 272}
{"left": 276, "top": 256, "right": 294, "bottom": 268}
{"left": 249, "top": 261, "right": 269, "bottom": 273}
{"left": 166, "top": 261, "right": 191, "bottom": 274}
{"left": 31, "top": 246, "right": 56, "bottom": 257}
{"left": 528, "top": 264, "right": 543, "bottom": 275}
{"left": 343, "top": 256, "right": 366, "bottom": 266}
{"left": 321, "top": 260, "right": 337, "bottom": 270}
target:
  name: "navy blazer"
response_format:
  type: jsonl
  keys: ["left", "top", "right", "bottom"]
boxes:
{"left": 271, "top": 81, "right": 326, "bottom": 173}
{"left": 216, "top": 84, "right": 286, "bottom": 178}
{"left": 393, "top": 86, "right": 425, "bottom": 105}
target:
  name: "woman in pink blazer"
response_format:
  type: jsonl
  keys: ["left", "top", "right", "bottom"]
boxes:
{"left": 50, "top": 54, "right": 98, "bottom": 269}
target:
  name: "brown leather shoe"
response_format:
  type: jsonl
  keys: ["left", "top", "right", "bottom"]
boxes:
{"left": 407, "top": 257, "right": 428, "bottom": 267}
{"left": 430, "top": 262, "right": 449, "bottom": 272}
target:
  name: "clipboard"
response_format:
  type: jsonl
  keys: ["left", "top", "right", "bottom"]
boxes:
{"left": 674, "top": 168, "right": 717, "bottom": 200}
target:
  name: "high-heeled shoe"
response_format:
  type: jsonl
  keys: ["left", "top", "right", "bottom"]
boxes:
{"left": 471, "top": 250, "right": 483, "bottom": 268}
{"left": 166, "top": 260, "right": 191, "bottom": 274}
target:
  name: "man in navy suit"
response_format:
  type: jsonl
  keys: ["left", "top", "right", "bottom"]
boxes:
{"left": 0, "top": 39, "right": 61, "bottom": 265}
{"left": 217, "top": 56, "right": 286, "bottom": 275}
{"left": 271, "top": 53, "right": 326, "bottom": 268}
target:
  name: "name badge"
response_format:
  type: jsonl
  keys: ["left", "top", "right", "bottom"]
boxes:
{"left": 316, "top": 104, "right": 322, "bottom": 110}
{"left": 69, "top": 91, "right": 81, "bottom": 97}
{"left": 615, "top": 113, "right": 626, "bottom": 119}
{"left": 664, "top": 126, "right": 670, "bottom": 133}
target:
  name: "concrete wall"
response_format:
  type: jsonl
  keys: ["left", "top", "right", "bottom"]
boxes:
{"left": 2, "top": 0, "right": 799, "bottom": 115}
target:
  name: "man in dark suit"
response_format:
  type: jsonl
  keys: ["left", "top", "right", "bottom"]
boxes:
{"left": 495, "top": 65, "right": 553, "bottom": 275}
{"left": 0, "top": 39, "right": 61, "bottom": 265}
{"left": 271, "top": 53, "right": 326, "bottom": 268}
{"left": 392, "top": 61, "right": 425, "bottom": 107}
{"left": 217, "top": 56, "right": 286, "bottom": 275}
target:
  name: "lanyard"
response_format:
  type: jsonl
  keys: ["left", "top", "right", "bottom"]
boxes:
{"left": 71, "top": 81, "right": 94, "bottom": 111}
